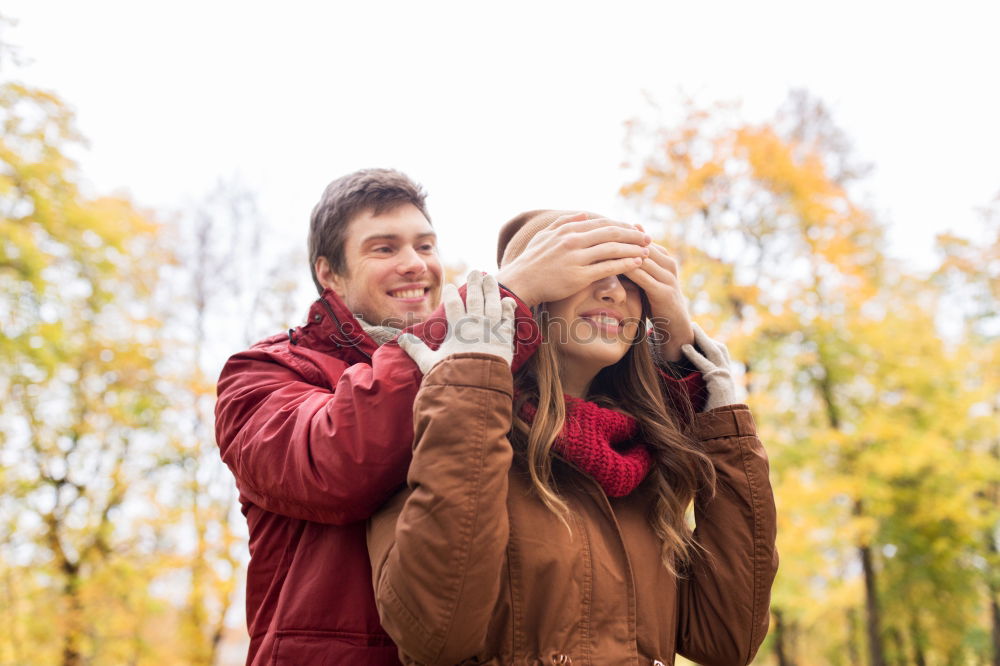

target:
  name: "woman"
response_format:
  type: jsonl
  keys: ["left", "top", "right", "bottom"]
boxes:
{"left": 367, "top": 211, "right": 778, "bottom": 665}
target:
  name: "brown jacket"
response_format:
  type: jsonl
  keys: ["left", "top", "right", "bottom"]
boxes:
{"left": 367, "top": 354, "right": 778, "bottom": 665}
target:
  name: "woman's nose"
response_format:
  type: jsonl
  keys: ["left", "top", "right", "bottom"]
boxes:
{"left": 593, "top": 275, "right": 627, "bottom": 302}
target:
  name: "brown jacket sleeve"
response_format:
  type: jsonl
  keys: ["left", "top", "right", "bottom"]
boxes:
{"left": 677, "top": 405, "right": 779, "bottom": 666}
{"left": 367, "top": 353, "right": 514, "bottom": 666}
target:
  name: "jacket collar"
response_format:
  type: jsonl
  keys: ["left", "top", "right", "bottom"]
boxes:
{"left": 292, "top": 288, "right": 379, "bottom": 362}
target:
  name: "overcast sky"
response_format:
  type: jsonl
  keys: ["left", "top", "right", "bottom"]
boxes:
{"left": 5, "top": 1, "right": 999, "bottom": 316}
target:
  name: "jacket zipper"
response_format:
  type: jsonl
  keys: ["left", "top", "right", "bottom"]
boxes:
{"left": 554, "top": 457, "right": 643, "bottom": 664}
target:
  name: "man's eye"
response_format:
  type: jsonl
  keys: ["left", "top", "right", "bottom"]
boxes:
{"left": 418, "top": 243, "right": 436, "bottom": 252}
{"left": 373, "top": 246, "right": 393, "bottom": 254}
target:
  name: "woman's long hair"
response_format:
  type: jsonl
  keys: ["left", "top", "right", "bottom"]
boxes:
{"left": 509, "top": 301, "right": 717, "bottom": 576}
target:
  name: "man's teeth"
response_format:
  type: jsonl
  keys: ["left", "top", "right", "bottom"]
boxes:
{"left": 391, "top": 289, "right": 424, "bottom": 299}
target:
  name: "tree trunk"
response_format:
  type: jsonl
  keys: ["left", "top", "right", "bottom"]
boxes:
{"left": 991, "top": 592, "right": 1000, "bottom": 666}
{"left": 819, "top": 360, "right": 885, "bottom": 666}
{"left": 858, "top": 540, "right": 887, "bottom": 666}
{"left": 61, "top": 562, "right": 83, "bottom": 666}
{"left": 773, "top": 608, "right": 795, "bottom": 666}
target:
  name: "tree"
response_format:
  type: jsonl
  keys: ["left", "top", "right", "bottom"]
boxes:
{"left": 1, "top": 25, "right": 311, "bottom": 664}
{"left": 934, "top": 194, "right": 1000, "bottom": 665}
{"left": 623, "top": 90, "right": 996, "bottom": 664}
{"left": 158, "top": 179, "right": 304, "bottom": 665}
{"left": 0, "top": 78, "right": 176, "bottom": 664}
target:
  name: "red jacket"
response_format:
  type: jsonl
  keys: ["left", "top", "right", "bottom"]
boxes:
{"left": 215, "top": 287, "right": 706, "bottom": 666}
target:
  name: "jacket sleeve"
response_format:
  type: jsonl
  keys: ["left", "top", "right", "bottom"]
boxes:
{"left": 215, "top": 286, "right": 539, "bottom": 527}
{"left": 215, "top": 340, "right": 423, "bottom": 525}
{"left": 658, "top": 367, "right": 708, "bottom": 415}
{"left": 655, "top": 339, "right": 708, "bottom": 414}
{"left": 676, "top": 405, "right": 778, "bottom": 666}
{"left": 367, "top": 354, "right": 514, "bottom": 666}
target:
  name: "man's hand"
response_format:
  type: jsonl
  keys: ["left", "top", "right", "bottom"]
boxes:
{"left": 496, "top": 212, "right": 651, "bottom": 307}
{"left": 623, "top": 242, "right": 694, "bottom": 362}
{"left": 398, "top": 271, "right": 516, "bottom": 374}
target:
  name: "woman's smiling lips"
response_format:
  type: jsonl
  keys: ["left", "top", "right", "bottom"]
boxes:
{"left": 577, "top": 308, "right": 626, "bottom": 334}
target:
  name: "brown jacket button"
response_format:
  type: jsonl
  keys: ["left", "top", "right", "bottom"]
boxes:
{"left": 550, "top": 654, "right": 572, "bottom": 665}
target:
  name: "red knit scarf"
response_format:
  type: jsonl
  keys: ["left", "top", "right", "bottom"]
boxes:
{"left": 520, "top": 395, "right": 653, "bottom": 497}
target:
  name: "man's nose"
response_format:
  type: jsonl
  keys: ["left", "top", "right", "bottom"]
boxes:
{"left": 395, "top": 246, "right": 428, "bottom": 275}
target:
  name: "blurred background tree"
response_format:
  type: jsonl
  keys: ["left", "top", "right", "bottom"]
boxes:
{"left": 0, "top": 75, "right": 178, "bottom": 664}
{"left": 0, "top": 43, "right": 301, "bottom": 665}
{"left": 623, "top": 91, "right": 1000, "bottom": 665}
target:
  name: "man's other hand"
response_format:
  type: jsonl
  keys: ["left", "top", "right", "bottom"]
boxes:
{"left": 624, "top": 242, "right": 694, "bottom": 363}
{"left": 398, "top": 271, "right": 516, "bottom": 374}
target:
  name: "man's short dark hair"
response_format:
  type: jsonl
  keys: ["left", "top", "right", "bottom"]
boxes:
{"left": 308, "top": 168, "right": 430, "bottom": 294}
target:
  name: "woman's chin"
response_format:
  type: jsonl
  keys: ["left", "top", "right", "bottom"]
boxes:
{"left": 567, "top": 345, "right": 629, "bottom": 371}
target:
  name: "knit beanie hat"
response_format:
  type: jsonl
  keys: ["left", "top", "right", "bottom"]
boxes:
{"left": 496, "top": 210, "right": 598, "bottom": 268}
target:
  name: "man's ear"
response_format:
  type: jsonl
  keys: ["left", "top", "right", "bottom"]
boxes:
{"left": 315, "top": 256, "right": 346, "bottom": 297}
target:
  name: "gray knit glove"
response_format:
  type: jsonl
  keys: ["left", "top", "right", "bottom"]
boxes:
{"left": 398, "top": 271, "right": 516, "bottom": 374}
{"left": 681, "top": 322, "right": 738, "bottom": 411}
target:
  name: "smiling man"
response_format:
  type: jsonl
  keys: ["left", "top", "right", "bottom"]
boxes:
{"left": 311, "top": 189, "right": 442, "bottom": 331}
{"left": 214, "top": 168, "right": 670, "bottom": 665}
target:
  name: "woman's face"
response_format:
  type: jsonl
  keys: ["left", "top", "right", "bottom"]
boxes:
{"left": 544, "top": 275, "right": 644, "bottom": 396}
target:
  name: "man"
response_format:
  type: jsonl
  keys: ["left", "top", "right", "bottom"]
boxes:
{"left": 215, "top": 168, "right": 701, "bottom": 665}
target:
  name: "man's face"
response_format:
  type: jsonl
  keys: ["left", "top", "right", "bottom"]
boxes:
{"left": 322, "top": 203, "right": 443, "bottom": 327}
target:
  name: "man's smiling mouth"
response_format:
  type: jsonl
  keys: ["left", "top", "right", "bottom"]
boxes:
{"left": 388, "top": 287, "right": 429, "bottom": 300}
